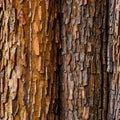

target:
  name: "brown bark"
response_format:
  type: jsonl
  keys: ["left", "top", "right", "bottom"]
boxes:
{"left": 0, "top": 0, "right": 120, "bottom": 120}
{"left": 60, "top": 0, "right": 108, "bottom": 120}
{"left": 107, "top": 0, "right": 120, "bottom": 119}
{"left": 59, "top": 0, "right": 120, "bottom": 120}
{"left": 0, "top": 0, "right": 60, "bottom": 120}
{"left": 31, "top": 0, "right": 60, "bottom": 119}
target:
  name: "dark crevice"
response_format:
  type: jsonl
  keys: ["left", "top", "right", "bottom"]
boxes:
{"left": 100, "top": 0, "right": 110, "bottom": 119}
{"left": 55, "top": 0, "right": 63, "bottom": 119}
{"left": 105, "top": 0, "right": 110, "bottom": 119}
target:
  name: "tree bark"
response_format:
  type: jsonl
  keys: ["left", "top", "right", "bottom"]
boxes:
{"left": 0, "top": 0, "right": 60, "bottom": 120}
{"left": 0, "top": 0, "right": 120, "bottom": 120}
{"left": 60, "top": 0, "right": 108, "bottom": 120}
{"left": 107, "top": 0, "right": 120, "bottom": 119}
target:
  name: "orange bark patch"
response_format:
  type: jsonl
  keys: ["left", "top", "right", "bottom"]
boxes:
{"left": 33, "top": 37, "right": 40, "bottom": 55}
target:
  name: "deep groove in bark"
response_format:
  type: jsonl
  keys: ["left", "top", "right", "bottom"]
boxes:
{"left": 105, "top": 0, "right": 110, "bottom": 119}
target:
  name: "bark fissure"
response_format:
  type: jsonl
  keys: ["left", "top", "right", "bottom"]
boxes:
{"left": 105, "top": 0, "right": 110, "bottom": 119}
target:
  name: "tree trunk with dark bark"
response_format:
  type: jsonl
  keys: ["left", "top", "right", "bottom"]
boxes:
{"left": 60, "top": 0, "right": 108, "bottom": 120}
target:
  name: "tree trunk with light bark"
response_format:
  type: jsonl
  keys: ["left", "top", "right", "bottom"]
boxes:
{"left": 0, "top": 0, "right": 60, "bottom": 120}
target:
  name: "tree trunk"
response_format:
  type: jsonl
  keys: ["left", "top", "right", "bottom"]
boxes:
{"left": 107, "top": 0, "right": 120, "bottom": 119}
{"left": 60, "top": 0, "right": 108, "bottom": 120}
{"left": 0, "top": 0, "right": 60, "bottom": 120}
{"left": 60, "top": 0, "right": 120, "bottom": 120}
{"left": 0, "top": 0, "right": 120, "bottom": 120}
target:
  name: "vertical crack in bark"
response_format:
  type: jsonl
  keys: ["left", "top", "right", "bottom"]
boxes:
{"left": 105, "top": 0, "right": 110, "bottom": 119}
{"left": 101, "top": 0, "right": 109, "bottom": 119}
{"left": 28, "top": 0, "right": 32, "bottom": 108}
{"left": 57, "top": 2, "right": 63, "bottom": 119}
{"left": 28, "top": 0, "right": 32, "bottom": 119}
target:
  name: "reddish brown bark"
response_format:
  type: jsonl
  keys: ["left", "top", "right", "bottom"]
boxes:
{"left": 0, "top": 0, "right": 120, "bottom": 120}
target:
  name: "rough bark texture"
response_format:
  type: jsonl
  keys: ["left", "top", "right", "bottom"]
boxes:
{"left": 0, "top": 0, "right": 60, "bottom": 120}
{"left": 30, "top": 0, "right": 60, "bottom": 119}
{"left": 107, "top": 0, "right": 120, "bottom": 119}
{"left": 60, "top": 0, "right": 108, "bottom": 120}
{"left": 0, "top": 0, "right": 120, "bottom": 120}
{"left": 59, "top": 0, "right": 120, "bottom": 120}
{"left": 0, "top": 0, "right": 30, "bottom": 119}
